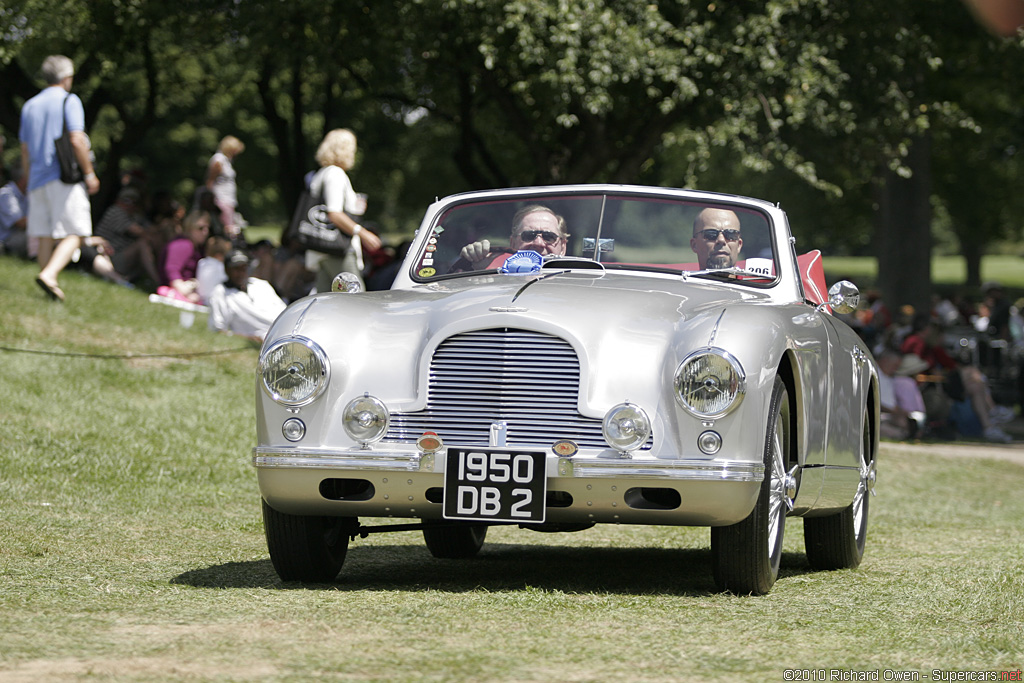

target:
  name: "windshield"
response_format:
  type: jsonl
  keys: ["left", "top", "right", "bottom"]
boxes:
{"left": 410, "top": 192, "right": 777, "bottom": 284}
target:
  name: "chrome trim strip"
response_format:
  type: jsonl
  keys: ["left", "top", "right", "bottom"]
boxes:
{"left": 253, "top": 448, "right": 423, "bottom": 471}
{"left": 708, "top": 309, "right": 726, "bottom": 348}
{"left": 568, "top": 458, "right": 763, "bottom": 482}
{"left": 292, "top": 298, "right": 317, "bottom": 336}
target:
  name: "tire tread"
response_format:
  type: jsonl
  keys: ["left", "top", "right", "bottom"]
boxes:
{"left": 262, "top": 500, "right": 353, "bottom": 582}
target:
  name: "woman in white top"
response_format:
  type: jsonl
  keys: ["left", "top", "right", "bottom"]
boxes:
{"left": 306, "top": 128, "right": 381, "bottom": 292}
{"left": 205, "top": 135, "right": 245, "bottom": 238}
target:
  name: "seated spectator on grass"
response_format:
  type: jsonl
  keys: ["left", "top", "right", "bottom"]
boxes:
{"left": 193, "top": 188, "right": 225, "bottom": 240}
{"left": 148, "top": 190, "right": 185, "bottom": 256}
{"left": 249, "top": 239, "right": 276, "bottom": 283}
{"left": 901, "top": 314, "right": 1013, "bottom": 443}
{"left": 0, "top": 163, "right": 30, "bottom": 259}
{"left": 196, "top": 235, "right": 231, "bottom": 303}
{"left": 94, "top": 187, "right": 161, "bottom": 286}
{"left": 157, "top": 211, "right": 210, "bottom": 304}
{"left": 932, "top": 292, "right": 963, "bottom": 328}
{"left": 271, "top": 232, "right": 315, "bottom": 302}
{"left": 75, "top": 235, "right": 135, "bottom": 288}
{"left": 876, "top": 350, "right": 928, "bottom": 440}
{"left": 207, "top": 250, "right": 286, "bottom": 342}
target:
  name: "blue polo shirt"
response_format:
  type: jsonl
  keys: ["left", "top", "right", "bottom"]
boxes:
{"left": 18, "top": 86, "right": 85, "bottom": 192}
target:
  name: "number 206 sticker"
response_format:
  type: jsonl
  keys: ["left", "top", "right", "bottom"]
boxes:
{"left": 442, "top": 449, "right": 546, "bottom": 523}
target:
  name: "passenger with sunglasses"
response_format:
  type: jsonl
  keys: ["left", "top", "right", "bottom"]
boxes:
{"left": 456, "top": 205, "right": 568, "bottom": 270}
{"left": 690, "top": 208, "right": 743, "bottom": 269}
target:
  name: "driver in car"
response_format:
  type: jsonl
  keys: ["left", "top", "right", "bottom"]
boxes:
{"left": 458, "top": 205, "right": 568, "bottom": 270}
{"left": 691, "top": 208, "right": 743, "bottom": 269}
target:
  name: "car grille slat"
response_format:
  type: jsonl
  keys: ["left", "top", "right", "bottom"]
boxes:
{"left": 384, "top": 327, "right": 652, "bottom": 450}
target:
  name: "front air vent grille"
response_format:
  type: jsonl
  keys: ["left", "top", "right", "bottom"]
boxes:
{"left": 384, "top": 328, "right": 651, "bottom": 450}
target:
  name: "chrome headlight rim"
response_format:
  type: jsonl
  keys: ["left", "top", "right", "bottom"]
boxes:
{"left": 342, "top": 394, "right": 391, "bottom": 445}
{"left": 259, "top": 336, "right": 330, "bottom": 407}
{"left": 602, "top": 402, "right": 652, "bottom": 453}
{"left": 674, "top": 347, "right": 746, "bottom": 419}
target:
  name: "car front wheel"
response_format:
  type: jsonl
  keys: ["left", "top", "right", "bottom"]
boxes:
{"left": 711, "top": 375, "right": 792, "bottom": 595}
{"left": 262, "top": 499, "right": 355, "bottom": 582}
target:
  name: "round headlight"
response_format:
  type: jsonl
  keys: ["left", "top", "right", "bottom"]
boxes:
{"left": 260, "top": 337, "right": 329, "bottom": 406}
{"left": 602, "top": 402, "right": 651, "bottom": 453}
{"left": 343, "top": 394, "right": 390, "bottom": 444}
{"left": 674, "top": 349, "right": 745, "bottom": 418}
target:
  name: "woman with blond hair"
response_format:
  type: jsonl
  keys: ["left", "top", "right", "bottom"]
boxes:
{"left": 305, "top": 128, "right": 381, "bottom": 292}
{"left": 205, "top": 135, "right": 244, "bottom": 239}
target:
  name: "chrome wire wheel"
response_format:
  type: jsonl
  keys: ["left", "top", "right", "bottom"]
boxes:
{"left": 711, "top": 375, "right": 791, "bottom": 595}
{"left": 852, "top": 459, "right": 871, "bottom": 543}
{"left": 851, "top": 416, "right": 874, "bottom": 549}
{"left": 766, "top": 409, "right": 790, "bottom": 561}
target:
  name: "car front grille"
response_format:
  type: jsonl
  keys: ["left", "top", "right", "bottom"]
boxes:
{"left": 384, "top": 328, "right": 650, "bottom": 450}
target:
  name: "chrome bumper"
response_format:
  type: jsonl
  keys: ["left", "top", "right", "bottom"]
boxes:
{"left": 252, "top": 447, "right": 764, "bottom": 483}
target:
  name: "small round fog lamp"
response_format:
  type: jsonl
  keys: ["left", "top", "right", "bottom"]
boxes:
{"left": 602, "top": 402, "right": 651, "bottom": 453}
{"left": 282, "top": 418, "right": 306, "bottom": 442}
{"left": 343, "top": 394, "right": 390, "bottom": 444}
{"left": 697, "top": 430, "right": 722, "bottom": 455}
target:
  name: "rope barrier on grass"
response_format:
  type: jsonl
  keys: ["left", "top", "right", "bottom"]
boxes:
{"left": 0, "top": 345, "right": 256, "bottom": 360}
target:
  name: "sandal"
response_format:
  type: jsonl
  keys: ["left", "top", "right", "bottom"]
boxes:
{"left": 35, "top": 277, "right": 65, "bottom": 302}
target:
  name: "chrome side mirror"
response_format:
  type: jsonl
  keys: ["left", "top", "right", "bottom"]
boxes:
{"left": 822, "top": 280, "right": 860, "bottom": 314}
{"left": 331, "top": 272, "right": 364, "bottom": 293}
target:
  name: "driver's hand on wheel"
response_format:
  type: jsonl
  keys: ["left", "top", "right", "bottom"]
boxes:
{"left": 460, "top": 239, "right": 491, "bottom": 265}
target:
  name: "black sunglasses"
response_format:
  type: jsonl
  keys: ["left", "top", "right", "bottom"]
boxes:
{"left": 517, "top": 229, "right": 561, "bottom": 244}
{"left": 697, "top": 229, "right": 741, "bottom": 242}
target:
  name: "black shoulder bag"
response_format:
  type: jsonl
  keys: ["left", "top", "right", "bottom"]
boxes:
{"left": 286, "top": 174, "right": 352, "bottom": 257}
{"left": 54, "top": 94, "right": 84, "bottom": 185}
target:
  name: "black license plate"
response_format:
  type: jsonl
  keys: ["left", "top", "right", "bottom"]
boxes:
{"left": 442, "top": 449, "right": 546, "bottom": 523}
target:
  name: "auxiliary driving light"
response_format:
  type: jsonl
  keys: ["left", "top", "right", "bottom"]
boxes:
{"left": 697, "top": 430, "right": 722, "bottom": 455}
{"left": 343, "top": 394, "right": 390, "bottom": 445}
{"left": 282, "top": 418, "right": 306, "bottom": 442}
{"left": 602, "top": 402, "right": 651, "bottom": 453}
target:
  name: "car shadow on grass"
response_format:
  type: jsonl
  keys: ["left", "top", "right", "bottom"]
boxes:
{"left": 171, "top": 544, "right": 812, "bottom": 596}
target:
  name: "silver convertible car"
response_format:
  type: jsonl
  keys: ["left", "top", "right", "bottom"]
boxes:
{"left": 254, "top": 184, "right": 879, "bottom": 594}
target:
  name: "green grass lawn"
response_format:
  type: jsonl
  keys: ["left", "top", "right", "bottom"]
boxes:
{"left": 1, "top": 256, "right": 1022, "bottom": 681}
{"left": 823, "top": 254, "right": 1024, "bottom": 292}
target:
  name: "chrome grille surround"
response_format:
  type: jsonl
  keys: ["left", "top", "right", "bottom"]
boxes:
{"left": 384, "top": 328, "right": 652, "bottom": 450}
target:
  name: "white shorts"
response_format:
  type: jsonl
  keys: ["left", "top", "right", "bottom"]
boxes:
{"left": 27, "top": 181, "right": 93, "bottom": 239}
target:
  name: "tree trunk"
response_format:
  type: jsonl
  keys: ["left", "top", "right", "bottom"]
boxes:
{"left": 961, "top": 242, "right": 983, "bottom": 290}
{"left": 874, "top": 135, "right": 933, "bottom": 318}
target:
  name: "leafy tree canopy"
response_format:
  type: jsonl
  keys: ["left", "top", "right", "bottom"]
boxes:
{"left": 1, "top": 0, "right": 1021, "bottom": 300}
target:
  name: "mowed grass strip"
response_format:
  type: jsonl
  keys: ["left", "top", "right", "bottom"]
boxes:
{"left": 1, "top": 256, "right": 1022, "bottom": 681}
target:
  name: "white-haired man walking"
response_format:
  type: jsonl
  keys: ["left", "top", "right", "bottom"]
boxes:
{"left": 19, "top": 55, "right": 100, "bottom": 301}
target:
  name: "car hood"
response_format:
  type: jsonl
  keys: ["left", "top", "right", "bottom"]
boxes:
{"left": 268, "top": 271, "right": 774, "bottom": 416}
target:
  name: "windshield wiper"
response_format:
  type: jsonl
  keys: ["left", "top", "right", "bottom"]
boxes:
{"left": 683, "top": 266, "right": 775, "bottom": 282}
